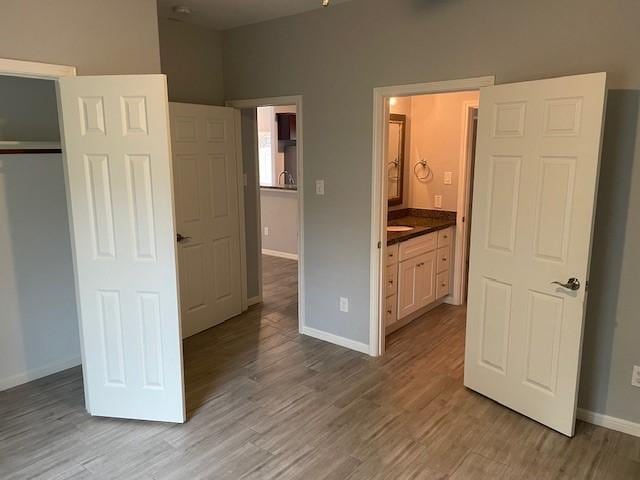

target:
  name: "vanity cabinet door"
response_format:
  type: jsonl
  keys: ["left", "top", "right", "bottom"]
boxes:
{"left": 397, "top": 255, "right": 421, "bottom": 319}
{"left": 397, "top": 251, "right": 435, "bottom": 319}
{"left": 416, "top": 251, "right": 436, "bottom": 308}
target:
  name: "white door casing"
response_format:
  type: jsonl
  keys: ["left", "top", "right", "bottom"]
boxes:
{"left": 169, "top": 103, "right": 243, "bottom": 338}
{"left": 464, "top": 73, "right": 607, "bottom": 436}
{"left": 57, "top": 75, "right": 185, "bottom": 422}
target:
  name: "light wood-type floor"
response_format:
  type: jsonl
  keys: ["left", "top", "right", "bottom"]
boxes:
{"left": 1, "top": 255, "right": 639, "bottom": 479}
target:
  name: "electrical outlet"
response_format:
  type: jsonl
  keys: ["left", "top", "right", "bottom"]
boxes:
{"left": 316, "top": 179, "right": 325, "bottom": 195}
{"left": 444, "top": 171, "right": 452, "bottom": 185}
{"left": 264, "top": 226, "right": 270, "bottom": 236}
{"left": 339, "top": 297, "right": 349, "bottom": 313}
{"left": 632, "top": 365, "right": 640, "bottom": 388}
{"left": 434, "top": 195, "right": 443, "bottom": 209}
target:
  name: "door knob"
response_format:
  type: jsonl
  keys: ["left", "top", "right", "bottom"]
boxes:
{"left": 176, "top": 233, "right": 191, "bottom": 243}
{"left": 551, "top": 277, "right": 581, "bottom": 291}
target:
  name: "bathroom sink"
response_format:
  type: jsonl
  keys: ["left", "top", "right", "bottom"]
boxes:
{"left": 387, "top": 225, "right": 414, "bottom": 232}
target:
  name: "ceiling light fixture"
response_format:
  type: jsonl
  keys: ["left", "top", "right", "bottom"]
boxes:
{"left": 322, "top": 0, "right": 330, "bottom": 7}
{"left": 172, "top": 5, "right": 192, "bottom": 15}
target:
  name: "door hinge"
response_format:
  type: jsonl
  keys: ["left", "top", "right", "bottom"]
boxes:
{"left": 377, "top": 241, "right": 381, "bottom": 249}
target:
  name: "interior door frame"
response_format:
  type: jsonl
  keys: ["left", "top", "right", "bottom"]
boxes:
{"left": 0, "top": 58, "right": 86, "bottom": 391}
{"left": 370, "top": 76, "right": 495, "bottom": 357}
{"left": 452, "top": 101, "right": 480, "bottom": 304}
{"left": 225, "top": 95, "right": 305, "bottom": 332}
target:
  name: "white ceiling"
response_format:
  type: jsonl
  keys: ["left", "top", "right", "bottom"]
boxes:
{"left": 157, "top": 0, "right": 353, "bottom": 31}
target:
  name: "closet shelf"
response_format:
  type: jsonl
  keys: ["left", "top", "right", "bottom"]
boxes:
{"left": 0, "top": 141, "right": 62, "bottom": 154}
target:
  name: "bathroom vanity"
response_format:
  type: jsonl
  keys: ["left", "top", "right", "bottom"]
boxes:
{"left": 384, "top": 214, "right": 455, "bottom": 334}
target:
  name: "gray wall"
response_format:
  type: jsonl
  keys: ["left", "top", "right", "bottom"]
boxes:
{"left": 159, "top": 18, "right": 225, "bottom": 105}
{"left": 260, "top": 189, "right": 299, "bottom": 255}
{"left": 0, "top": 154, "right": 80, "bottom": 389}
{"left": 222, "top": 0, "right": 640, "bottom": 424}
{"left": 0, "top": 76, "right": 59, "bottom": 141}
{"left": 241, "top": 108, "right": 261, "bottom": 300}
{"left": 0, "top": 0, "right": 161, "bottom": 74}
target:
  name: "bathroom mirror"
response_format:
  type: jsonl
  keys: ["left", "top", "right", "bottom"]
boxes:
{"left": 387, "top": 114, "right": 406, "bottom": 206}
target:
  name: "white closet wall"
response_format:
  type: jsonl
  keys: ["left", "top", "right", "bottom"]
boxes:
{"left": 0, "top": 154, "right": 80, "bottom": 389}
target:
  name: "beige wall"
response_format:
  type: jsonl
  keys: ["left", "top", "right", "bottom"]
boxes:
{"left": 408, "top": 91, "right": 479, "bottom": 211}
{"left": 159, "top": 18, "right": 225, "bottom": 105}
{"left": 223, "top": 0, "right": 640, "bottom": 424}
{"left": 0, "top": 0, "right": 161, "bottom": 74}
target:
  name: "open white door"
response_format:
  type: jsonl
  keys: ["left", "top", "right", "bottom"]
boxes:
{"left": 57, "top": 75, "right": 185, "bottom": 422}
{"left": 465, "top": 73, "right": 607, "bottom": 436}
{"left": 169, "top": 103, "right": 243, "bottom": 338}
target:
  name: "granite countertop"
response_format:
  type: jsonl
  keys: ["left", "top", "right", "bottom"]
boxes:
{"left": 260, "top": 184, "right": 298, "bottom": 191}
{"left": 387, "top": 211, "right": 456, "bottom": 245}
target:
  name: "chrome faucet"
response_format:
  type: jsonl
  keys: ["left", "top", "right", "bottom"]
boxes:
{"left": 278, "top": 170, "right": 295, "bottom": 186}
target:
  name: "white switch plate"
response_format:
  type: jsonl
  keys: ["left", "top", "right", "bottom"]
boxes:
{"left": 632, "top": 365, "right": 640, "bottom": 388}
{"left": 444, "top": 171, "right": 452, "bottom": 185}
{"left": 243, "top": 173, "right": 248, "bottom": 187}
{"left": 339, "top": 297, "right": 349, "bottom": 313}
{"left": 316, "top": 179, "right": 325, "bottom": 195}
{"left": 264, "top": 226, "right": 270, "bottom": 236}
{"left": 434, "top": 195, "right": 443, "bottom": 209}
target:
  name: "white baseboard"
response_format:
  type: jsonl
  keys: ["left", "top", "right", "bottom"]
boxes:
{"left": 301, "top": 326, "right": 370, "bottom": 355}
{"left": 262, "top": 249, "right": 298, "bottom": 261}
{"left": 577, "top": 408, "right": 640, "bottom": 438}
{"left": 247, "top": 295, "right": 262, "bottom": 306}
{"left": 0, "top": 356, "right": 81, "bottom": 392}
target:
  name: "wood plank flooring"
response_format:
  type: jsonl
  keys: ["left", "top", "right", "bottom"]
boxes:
{"left": 1, "top": 255, "right": 639, "bottom": 479}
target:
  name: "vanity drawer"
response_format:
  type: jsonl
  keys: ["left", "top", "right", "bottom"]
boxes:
{"left": 437, "top": 271, "right": 450, "bottom": 299}
{"left": 398, "top": 232, "right": 437, "bottom": 261}
{"left": 437, "top": 246, "right": 450, "bottom": 274}
{"left": 437, "top": 227, "right": 453, "bottom": 248}
{"left": 386, "top": 243, "right": 399, "bottom": 266}
{"left": 385, "top": 264, "right": 398, "bottom": 297}
{"left": 385, "top": 294, "right": 398, "bottom": 327}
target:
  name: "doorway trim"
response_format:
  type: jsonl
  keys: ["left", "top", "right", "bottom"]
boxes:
{"left": 370, "top": 76, "right": 494, "bottom": 357}
{"left": 0, "top": 58, "right": 81, "bottom": 390}
{"left": 226, "top": 95, "right": 305, "bottom": 332}
{"left": 451, "top": 100, "right": 480, "bottom": 305}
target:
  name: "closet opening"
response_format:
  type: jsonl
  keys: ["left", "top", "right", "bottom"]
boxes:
{"left": 0, "top": 73, "right": 81, "bottom": 392}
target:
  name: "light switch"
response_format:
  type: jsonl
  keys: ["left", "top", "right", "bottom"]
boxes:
{"left": 444, "top": 171, "right": 452, "bottom": 185}
{"left": 434, "top": 195, "right": 443, "bottom": 208}
{"left": 316, "top": 179, "right": 325, "bottom": 195}
{"left": 264, "top": 227, "right": 270, "bottom": 236}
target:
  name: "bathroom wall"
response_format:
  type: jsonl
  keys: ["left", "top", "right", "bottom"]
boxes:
{"left": 408, "top": 91, "right": 479, "bottom": 212}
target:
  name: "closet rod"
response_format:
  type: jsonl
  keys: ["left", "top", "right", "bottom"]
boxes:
{"left": 0, "top": 148, "right": 62, "bottom": 154}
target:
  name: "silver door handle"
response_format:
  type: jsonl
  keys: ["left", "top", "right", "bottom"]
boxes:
{"left": 551, "top": 278, "right": 580, "bottom": 291}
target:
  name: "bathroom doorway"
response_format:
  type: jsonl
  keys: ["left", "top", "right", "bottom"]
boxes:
{"left": 370, "top": 77, "right": 491, "bottom": 355}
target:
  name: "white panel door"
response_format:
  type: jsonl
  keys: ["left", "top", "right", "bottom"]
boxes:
{"left": 169, "top": 103, "right": 243, "bottom": 338}
{"left": 57, "top": 75, "right": 185, "bottom": 422}
{"left": 465, "top": 73, "right": 607, "bottom": 436}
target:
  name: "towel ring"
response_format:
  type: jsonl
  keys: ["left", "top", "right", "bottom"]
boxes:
{"left": 387, "top": 159, "right": 400, "bottom": 181}
{"left": 414, "top": 159, "right": 432, "bottom": 181}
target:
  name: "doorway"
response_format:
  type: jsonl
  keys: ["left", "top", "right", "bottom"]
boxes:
{"left": 371, "top": 74, "right": 608, "bottom": 437}
{"left": 0, "top": 72, "right": 79, "bottom": 392}
{"left": 227, "top": 96, "right": 305, "bottom": 334}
